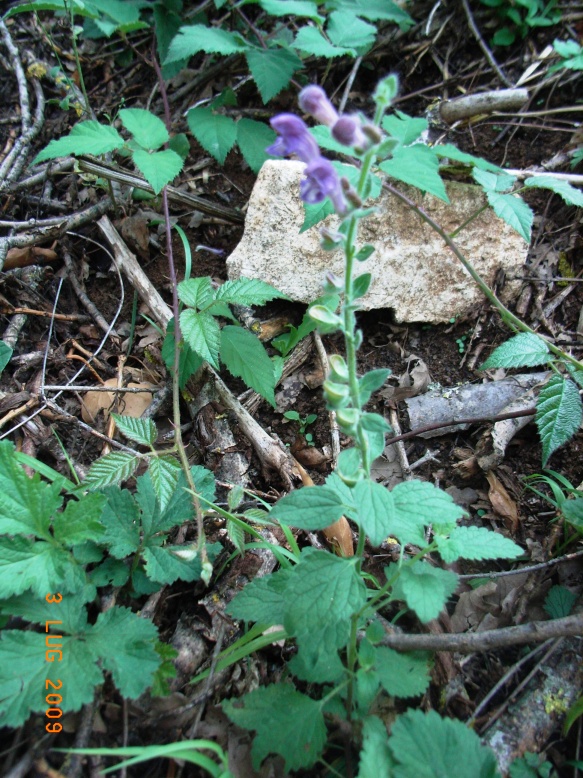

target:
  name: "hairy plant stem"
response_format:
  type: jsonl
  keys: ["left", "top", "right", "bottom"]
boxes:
{"left": 153, "top": 53, "right": 210, "bottom": 580}
{"left": 63, "top": 0, "right": 91, "bottom": 117}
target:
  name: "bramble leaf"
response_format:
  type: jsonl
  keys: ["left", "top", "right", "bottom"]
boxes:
{"left": 132, "top": 148, "right": 183, "bottom": 194}
{"left": 215, "top": 277, "right": 288, "bottom": 306}
{"left": 327, "top": 11, "right": 376, "bottom": 51}
{"left": 112, "top": 414, "right": 157, "bottom": 447}
{"left": 178, "top": 277, "right": 215, "bottom": 310}
{"left": 357, "top": 716, "right": 394, "bottom": 778}
{"left": 379, "top": 145, "right": 449, "bottom": 202}
{"left": 382, "top": 111, "right": 427, "bottom": 145}
{"left": 562, "top": 497, "right": 583, "bottom": 530}
{"left": 83, "top": 451, "right": 140, "bottom": 489}
{"left": 327, "top": 0, "right": 414, "bottom": 27}
{"left": 118, "top": 108, "right": 168, "bottom": 150}
{"left": 435, "top": 526, "right": 523, "bottom": 564}
{"left": 143, "top": 545, "right": 207, "bottom": 584}
{"left": 179, "top": 310, "right": 221, "bottom": 369}
{"left": 388, "top": 709, "right": 500, "bottom": 777}
{"left": 53, "top": 492, "right": 105, "bottom": 545}
{"left": 220, "top": 326, "right": 277, "bottom": 406}
{"left": 269, "top": 486, "right": 345, "bottom": 529}
{"left": 165, "top": 25, "right": 248, "bottom": 63}
{"left": 524, "top": 176, "right": 583, "bottom": 207}
{"left": 293, "top": 26, "right": 352, "bottom": 58}
{"left": 186, "top": 108, "right": 237, "bottom": 165}
{"left": 434, "top": 144, "right": 501, "bottom": 173}
{"left": 375, "top": 647, "right": 431, "bottom": 698}
{"left": 486, "top": 190, "right": 533, "bottom": 242}
{"left": 236, "top": 118, "right": 277, "bottom": 173}
{"left": 481, "top": 332, "right": 550, "bottom": 369}
{"left": 245, "top": 47, "right": 303, "bottom": 103}
{"left": 391, "top": 560, "right": 458, "bottom": 623}
{"left": 536, "top": 375, "right": 582, "bottom": 465}
{"left": 544, "top": 585, "right": 577, "bottom": 619}
{"left": 100, "top": 487, "right": 141, "bottom": 558}
{"left": 33, "top": 120, "right": 124, "bottom": 164}
{"left": 223, "top": 684, "right": 327, "bottom": 772}
{"left": 0, "top": 537, "right": 85, "bottom": 598}
{"left": 148, "top": 455, "right": 182, "bottom": 512}
{"left": 259, "top": 0, "right": 323, "bottom": 21}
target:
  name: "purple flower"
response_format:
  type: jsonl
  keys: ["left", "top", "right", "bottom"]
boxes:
{"left": 300, "top": 158, "right": 346, "bottom": 214}
{"left": 299, "top": 85, "right": 339, "bottom": 127}
{"left": 332, "top": 115, "right": 368, "bottom": 150}
{"left": 267, "top": 114, "right": 320, "bottom": 164}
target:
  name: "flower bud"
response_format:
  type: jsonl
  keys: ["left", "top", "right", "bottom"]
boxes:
{"left": 322, "top": 271, "right": 343, "bottom": 292}
{"left": 299, "top": 85, "right": 339, "bottom": 127}
{"left": 329, "top": 354, "right": 349, "bottom": 382}
{"left": 320, "top": 226, "right": 343, "bottom": 251}
{"left": 332, "top": 115, "right": 368, "bottom": 149}
{"left": 323, "top": 380, "right": 350, "bottom": 408}
{"left": 361, "top": 124, "right": 383, "bottom": 144}
{"left": 335, "top": 408, "right": 360, "bottom": 432}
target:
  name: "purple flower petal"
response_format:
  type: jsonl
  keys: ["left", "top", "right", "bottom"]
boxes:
{"left": 300, "top": 158, "right": 346, "bottom": 214}
{"left": 299, "top": 85, "right": 339, "bottom": 127}
{"left": 267, "top": 113, "right": 320, "bottom": 163}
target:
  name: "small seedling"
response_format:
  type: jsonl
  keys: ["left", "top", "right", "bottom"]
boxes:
{"left": 283, "top": 410, "right": 318, "bottom": 445}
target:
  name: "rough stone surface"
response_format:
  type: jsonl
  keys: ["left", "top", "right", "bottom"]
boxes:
{"left": 227, "top": 160, "right": 528, "bottom": 323}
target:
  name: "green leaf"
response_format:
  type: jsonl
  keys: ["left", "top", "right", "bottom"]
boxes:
{"left": 227, "top": 568, "right": 290, "bottom": 624}
{"left": 100, "top": 487, "right": 141, "bottom": 558}
{"left": 136, "top": 470, "right": 193, "bottom": 536}
{"left": 0, "top": 537, "right": 84, "bottom": 598}
{"left": 382, "top": 111, "right": 428, "bottom": 145}
{"left": 536, "top": 375, "right": 583, "bottom": 465}
{"left": 293, "top": 26, "right": 353, "bottom": 58}
{"left": 0, "top": 440, "right": 62, "bottom": 537}
{"left": 168, "top": 132, "right": 190, "bottom": 160}
{"left": 53, "top": 493, "right": 105, "bottom": 545}
{"left": 0, "top": 342, "right": 12, "bottom": 374}
{"left": 390, "top": 480, "right": 465, "bottom": 544}
{"left": 375, "top": 646, "right": 431, "bottom": 697}
{"left": 353, "top": 272, "right": 372, "bottom": 298}
{"left": 524, "top": 176, "right": 583, "bottom": 207}
{"left": 269, "top": 486, "right": 345, "bottom": 529}
{"left": 436, "top": 526, "right": 523, "bottom": 564}
{"left": 480, "top": 332, "right": 550, "bottom": 369}
{"left": 143, "top": 545, "right": 207, "bottom": 584}
{"left": 220, "top": 326, "right": 277, "bottom": 406}
{"left": 434, "top": 144, "right": 501, "bottom": 173}
{"left": 327, "top": 11, "right": 376, "bottom": 51}
{"left": 83, "top": 451, "right": 139, "bottom": 488}
{"left": 352, "top": 480, "right": 394, "bottom": 546}
{"left": 544, "top": 585, "right": 577, "bottom": 619}
{"left": 1, "top": 586, "right": 94, "bottom": 632}
{"left": 179, "top": 309, "right": 221, "bottom": 369}
{"left": 215, "top": 277, "right": 287, "bottom": 306}
{"left": 472, "top": 168, "right": 516, "bottom": 193}
{"left": 132, "top": 148, "right": 183, "bottom": 194}
{"left": 236, "top": 118, "right": 277, "bottom": 173}
{"left": 148, "top": 456, "right": 182, "bottom": 513}
{"left": 259, "top": 0, "right": 323, "bottom": 21}
{"left": 388, "top": 709, "right": 501, "bottom": 778}
{"left": 112, "top": 414, "right": 157, "bottom": 446}
{"left": 178, "top": 276, "right": 215, "bottom": 309}
{"left": 245, "top": 47, "right": 303, "bottom": 103}
{"left": 118, "top": 108, "right": 168, "bottom": 150}
{"left": 357, "top": 716, "right": 394, "bottom": 778}
{"left": 562, "top": 497, "right": 583, "bottom": 530}
{"left": 485, "top": 190, "right": 533, "bottom": 242}
{"left": 355, "top": 244, "right": 375, "bottom": 262}
{"left": 359, "top": 368, "right": 391, "bottom": 398}
{"left": 301, "top": 199, "right": 335, "bottom": 232}
{"left": 223, "top": 684, "right": 327, "bottom": 772}
{"left": 33, "top": 120, "right": 124, "bottom": 164}
{"left": 392, "top": 560, "right": 458, "bottom": 623}
{"left": 162, "top": 321, "right": 203, "bottom": 389}
{"left": 165, "top": 25, "right": 248, "bottom": 63}
{"left": 327, "top": 0, "right": 413, "bottom": 27}
{"left": 186, "top": 107, "right": 237, "bottom": 165}
{"left": 190, "top": 464, "right": 217, "bottom": 504}
{"left": 379, "top": 145, "right": 449, "bottom": 202}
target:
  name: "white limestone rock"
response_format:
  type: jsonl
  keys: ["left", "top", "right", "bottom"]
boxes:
{"left": 227, "top": 160, "right": 528, "bottom": 323}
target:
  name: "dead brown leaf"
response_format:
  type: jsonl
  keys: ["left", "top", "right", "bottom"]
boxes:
{"left": 486, "top": 470, "right": 519, "bottom": 533}
{"left": 81, "top": 377, "right": 155, "bottom": 423}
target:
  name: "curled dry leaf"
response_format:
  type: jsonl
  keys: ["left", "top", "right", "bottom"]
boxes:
{"left": 5, "top": 246, "right": 58, "bottom": 270}
{"left": 380, "top": 354, "right": 430, "bottom": 404}
{"left": 81, "top": 377, "right": 155, "bottom": 423}
{"left": 485, "top": 470, "right": 519, "bottom": 533}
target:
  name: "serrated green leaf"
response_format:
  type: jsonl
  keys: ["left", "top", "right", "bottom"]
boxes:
{"left": 379, "top": 145, "right": 449, "bottom": 202}
{"left": 119, "top": 108, "right": 168, "bottom": 151}
{"left": 485, "top": 190, "right": 533, "bottom": 242}
{"left": 0, "top": 537, "right": 85, "bottom": 598}
{"left": 481, "top": 332, "right": 550, "bottom": 369}
{"left": 112, "top": 414, "right": 157, "bottom": 446}
{"left": 0, "top": 440, "right": 62, "bottom": 538}
{"left": 293, "top": 26, "right": 353, "bottom": 57}
{"left": 84, "top": 451, "right": 139, "bottom": 488}
{"left": 0, "top": 342, "right": 12, "bottom": 374}
{"left": 165, "top": 24, "right": 248, "bottom": 63}
{"left": 392, "top": 560, "right": 458, "bottom": 623}
{"left": 227, "top": 568, "right": 291, "bottom": 624}
{"left": 473, "top": 168, "right": 516, "bottom": 193}
{"left": 190, "top": 464, "right": 217, "bottom": 504}
{"left": 301, "top": 199, "right": 335, "bottom": 232}
{"left": 352, "top": 480, "right": 394, "bottom": 546}
{"left": 148, "top": 456, "right": 182, "bottom": 512}
{"left": 33, "top": 120, "right": 124, "bottom": 164}
{"left": 178, "top": 276, "right": 215, "bottom": 309}
{"left": 375, "top": 646, "right": 431, "bottom": 698}
{"left": 327, "top": 0, "right": 413, "bottom": 26}
{"left": 162, "top": 322, "right": 203, "bottom": 389}
{"left": 215, "top": 277, "right": 287, "bottom": 306}
{"left": 168, "top": 132, "right": 190, "bottom": 160}
{"left": 186, "top": 107, "right": 237, "bottom": 164}
{"left": 388, "top": 709, "right": 500, "bottom": 778}
{"left": 382, "top": 111, "right": 428, "bottom": 145}
{"left": 236, "top": 118, "right": 277, "bottom": 173}
{"left": 135, "top": 470, "right": 193, "bottom": 537}
{"left": 143, "top": 545, "right": 206, "bottom": 584}
{"left": 434, "top": 144, "right": 501, "bottom": 173}
{"left": 357, "top": 716, "right": 394, "bottom": 778}
{"left": 536, "top": 375, "right": 583, "bottom": 465}
{"left": 259, "top": 0, "right": 323, "bottom": 21}
{"left": 90, "top": 557, "right": 130, "bottom": 587}
{"left": 327, "top": 10, "right": 376, "bottom": 51}
{"left": 436, "top": 526, "right": 523, "bottom": 564}
{"left": 269, "top": 485, "right": 345, "bottom": 529}
{"left": 290, "top": 627, "right": 346, "bottom": 682}
{"left": 220, "top": 325, "right": 276, "bottom": 405}
{"left": 544, "top": 585, "right": 577, "bottom": 619}
{"left": 1, "top": 586, "right": 93, "bottom": 632}
{"left": 245, "top": 47, "right": 302, "bottom": 103}
{"left": 562, "top": 497, "right": 583, "bottom": 530}
{"left": 132, "top": 148, "right": 183, "bottom": 194}
{"left": 223, "top": 684, "right": 327, "bottom": 772}
{"left": 389, "top": 480, "right": 464, "bottom": 544}
{"left": 524, "top": 176, "right": 583, "bottom": 207}
{"left": 53, "top": 492, "right": 105, "bottom": 545}
{"left": 100, "top": 487, "right": 140, "bottom": 558}
{"left": 179, "top": 309, "right": 221, "bottom": 369}
{"left": 227, "top": 517, "right": 245, "bottom": 555}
